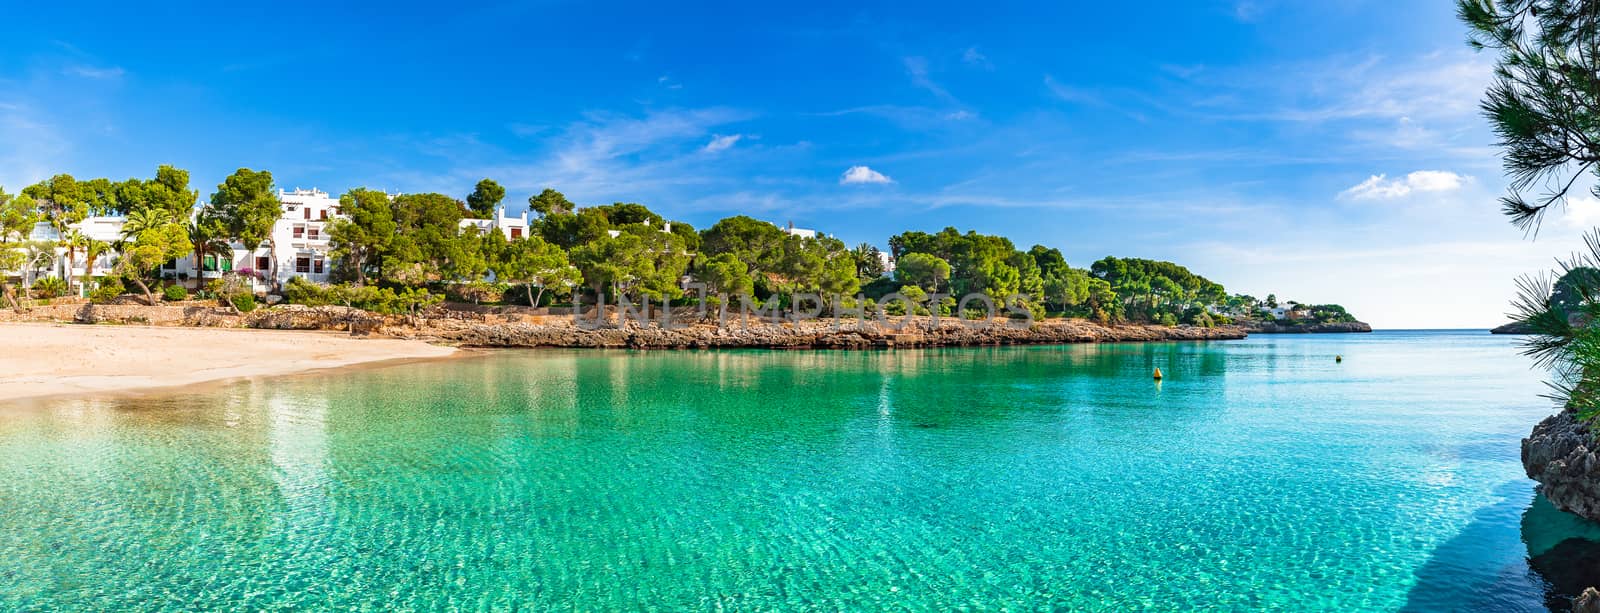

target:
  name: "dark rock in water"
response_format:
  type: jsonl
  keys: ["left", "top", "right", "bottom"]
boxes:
{"left": 1528, "top": 538, "right": 1600, "bottom": 612}
{"left": 1493, "top": 321, "right": 1534, "bottom": 334}
{"left": 1578, "top": 587, "right": 1600, "bottom": 613}
{"left": 912, "top": 423, "right": 939, "bottom": 429}
{"left": 1525, "top": 411, "right": 1600, "bottom": 522}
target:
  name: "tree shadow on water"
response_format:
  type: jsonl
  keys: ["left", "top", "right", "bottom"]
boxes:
{"left": 1402, "top": 480, "right": 1600, "bottom": 612}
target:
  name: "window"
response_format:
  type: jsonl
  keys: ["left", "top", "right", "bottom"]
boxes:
{"left": 510, "top": 228, "right": 523, "bottom": 239}
{"left": 303, "top": 208, "right": 311, "bottom": 220}
{"left": 256, "top": 256, "right": 270, "bottom": 270}
{"left": 313, "top": 258, "right": 324, "bottom": 274}
{"left": 293, "top": 226, "right": 304, "bottom": 239}
{"left": 296, "top": 257, "right": 311, "bottom": 273}
{"left": 308, "top": 228, "right": 320, "bottom": 240}
{"left": 162, "top": 259, "right": 177, "bottom": 271}
{"left": 222, "top": 257, "right": 233, "bottom": 272}
{"left": 202, "top": 255, "right": 217, "bottom": 272}
{"left": 320, "top": 210, "right": 328, "bottom": 220}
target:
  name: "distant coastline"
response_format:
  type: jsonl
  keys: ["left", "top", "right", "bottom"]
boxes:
{"left": 1241, "top": 320, "right": 1374, "bottom": 334}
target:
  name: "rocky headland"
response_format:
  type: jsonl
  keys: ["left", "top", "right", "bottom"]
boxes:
{"left": 1240, "top": 320, "right": 1373, "bottom": 334}
{"left": 1492, "top": 321, "right": 1534, "bottom": 334}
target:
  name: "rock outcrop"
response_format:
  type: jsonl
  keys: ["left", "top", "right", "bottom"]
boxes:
{"left": 1492, "top": 321, "right": 1534, "bottom": 334}
{"left": 1241, "top": 321, "right": 1373, "bottom": 334}
{"left": 0, "top": 302, "right": 1249, "bottom": 348}
{"left": 387, "top": 316, "right": 1246, "bottom": 349}
{"left": 1525, "top": 410, "right": 1600, "bottom": 522}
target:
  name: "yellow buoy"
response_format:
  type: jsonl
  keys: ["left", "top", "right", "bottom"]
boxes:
{"left": 1336, "top": 355, "right": 1343, "bottom": 363}
{"left": 1153, "top": 367, "right": 1164, "bottom": 380}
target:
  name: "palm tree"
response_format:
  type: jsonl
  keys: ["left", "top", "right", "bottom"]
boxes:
{"left": 118, "top": 208, "right": 177, "bottom": 305}
{"left": 119, "top": 207, "right": 170, "bottom": 240}
{"left": 81, "top": 237, "right": 110, "bottom": 292}
{"left": 61, "top": 229, "right": 86, "bottom": 297}
{"left": 186, "top": 211, "right": 230, "bottom": 291}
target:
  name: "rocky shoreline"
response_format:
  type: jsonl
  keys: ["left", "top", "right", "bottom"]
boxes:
{"left": 1524, "top": 410, "right": 1600, "bottom": 522}
{"left": 0, "top": 301, "right": 1252, "bottom": 349}
{"left": 1240, "top": 320, "right": 1373, "bottom": 334}
{"left": 392, "top": 315, "right": 1247, "bottom": 349}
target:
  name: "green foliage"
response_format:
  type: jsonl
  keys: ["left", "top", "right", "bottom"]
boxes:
{"left": 1459, "top": 0, "right": 1600, "bottom": 231}
{"left": 117, "top": 208, "right": 190, "bottom": 304}
{"left": 538, "top": 207, "right": 612, "bottom": 251}
{"left": 88, "top": 278, "right": 124, "bottom": 304}
{"left": 465, "top": 178, "right": 506, "bottom": 219}
{"left": 0, "top": 187, "right": 39, "bottom": 243}
{"left": 162, "top": 284, "right": 189, "bottom": 301}
{"left": 328, "top": 188, "right": 396, "bottom": 285}
{"left": 210, "top": 168, "right": 281, "bottom": 251}
{"left": 697, "top": 252, "right": 753, "bottom": 301}
{"left": 494, "top": 234, "right": 580, "bottom": 307}
{"left": 1510, "top": 234, "right": 1600, "bottom": 418}
{"left": 30, "top": 276, "right": 67, "bottom": 299}
{"left": 1089, "top": 256, "right": 1225, "bottom": 324}
{"left": 286, "top": 279, "right": 440, "bottom": 314}
{"left": 527, "top": 188, "right": 575, "bottom": 217}
{"left": 571, "top": 225, "right": 690, "bottom": 303}
{"left": 230, "top": 293, "right": 257, "bottom": 313}
{"left": 699, "top": 216, "right": 787, "bottom": 276}
{"left": 383, "top": 192, "right": 469, "bottom": 284}
{"left": 852, "top": 243, "right": 887, "bottom": 279}
{"left": 896, "top": 252, "right": 951, "bottom": 291}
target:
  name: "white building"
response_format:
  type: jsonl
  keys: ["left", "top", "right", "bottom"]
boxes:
{"left": 458, "top": 205, "right": 530, "bottom": 240}
{"left": 164, "top": 188, "right": 339, "bottom": 290}
{"left": 15, "top": 216, "right": 127, "bottom": 289}
{"left": 776, "top": 220, "right": 818, "bottom": 239}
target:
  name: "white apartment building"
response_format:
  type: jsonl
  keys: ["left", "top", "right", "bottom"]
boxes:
{"left": 163, "top": 188, "right": 339, "bottom": 290}
{"left": 458, "top": 205, "right": 530, "bottom": 240}
{"left": 5, "top": 186, "right": 564, "bottom": 296}
{"left": 17, "top": 216, "right": 127, "bottom": 287}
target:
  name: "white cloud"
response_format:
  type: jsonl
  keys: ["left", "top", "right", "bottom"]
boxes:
{"left": 702, "top": 133, "right": 742, "bottom": 153}
{"left": 962, "top": 47, "right": 992, "bottom": 70}
{"left": 1561, "top": 193, "right": 1600, "bottom": 230}
{"left": 62, "top": 65, "right": 124, "bottom": 80}
{"left": 1339, "top": 170, "right": 1466, "bottom": 200}
{"left": 840, "top": 165, "right": 893, "bottom": 185}
{"left": 904, "top": 56, "right": 956, "bottom": 104}
{"left": 943, "top": 110, "right": 976, "bottom": 121}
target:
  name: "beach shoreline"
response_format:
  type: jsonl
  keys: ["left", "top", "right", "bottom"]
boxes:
{"left": 0, "top": 322, "right": 458, "bottom": 405}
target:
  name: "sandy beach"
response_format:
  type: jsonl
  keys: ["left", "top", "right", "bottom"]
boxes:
{"left": 0, "top": 323, "right": 457, "bottom": 403}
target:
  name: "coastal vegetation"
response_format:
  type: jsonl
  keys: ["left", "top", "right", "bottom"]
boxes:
{"left": 1462, "top": 0, "right": 1600, "bottom": 418}
{"left": 0, "top": 169, "right": 1358, "bottom": 327}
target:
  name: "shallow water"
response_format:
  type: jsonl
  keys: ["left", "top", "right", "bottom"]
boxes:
{"left": 0, "top": 331, "right": 1592, "bottom": 610}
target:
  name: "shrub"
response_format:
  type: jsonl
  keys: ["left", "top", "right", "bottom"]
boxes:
{"left": 230, "top": 293, "right": 257, "bottom": 312}
{"left": 162, "top": 285, "right": 189, "bottom": 302}
{"left": 30, "top": 276, "right": 67, "bottom": 299}
{"left": 447, "top": 281, "right": 508, "bottom": 304}
{"left": 285, "top": 276, "right": 335, "bottom": 306}
{"left": 89, "top": 279, "right": 125, "bottom": 304}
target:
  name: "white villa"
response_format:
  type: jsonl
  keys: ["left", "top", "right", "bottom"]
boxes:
{"left": 778, "top": 221, "right": 818, "bottom": 239}
{"left": 4, "top": 187, "right": 557, "bottom": 296}
{"left": 458, "top": 205, "right": 531, "bottom": 240}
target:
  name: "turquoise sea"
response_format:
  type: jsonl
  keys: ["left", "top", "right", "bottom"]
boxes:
{"left": 1, "top": 330, "right": 1596, "bottom": 610}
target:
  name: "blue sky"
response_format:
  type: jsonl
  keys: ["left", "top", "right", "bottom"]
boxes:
{"left": 0, "top": 0, "right": 1585, "bottom": 328}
